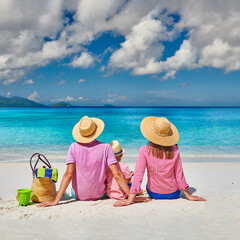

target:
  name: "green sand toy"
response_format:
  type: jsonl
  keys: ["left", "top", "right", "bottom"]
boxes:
{"left": 16, "top": 189, "right": 32, "bottom": 206}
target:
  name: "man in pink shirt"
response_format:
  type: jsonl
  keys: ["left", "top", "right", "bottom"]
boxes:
{"left": 38, "top": 116, "right": 130, "bottom": 206}
{"left": 106, "top": 140, "right": 133, "bottom": 200}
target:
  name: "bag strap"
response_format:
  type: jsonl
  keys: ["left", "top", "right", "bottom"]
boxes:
{"left": 30, "top": 153, "right": 52, "bottom": 176}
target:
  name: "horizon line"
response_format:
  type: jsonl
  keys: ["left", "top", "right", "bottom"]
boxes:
{"left": 1, "top": 106, "right": 240, "bottom": 108}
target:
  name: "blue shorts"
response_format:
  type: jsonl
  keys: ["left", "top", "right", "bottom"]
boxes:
{"left": 146, "top": 185, "right": 180, "bottom": 199}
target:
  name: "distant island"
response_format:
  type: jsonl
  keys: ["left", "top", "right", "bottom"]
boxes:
{"left": 0, "top": 95, "right": 116, "bottom": 108}
{"left": 50, "top": 102, "right": 72, "bottom": 108}
{"left": 0, "top": 96, "right": 72, "bottom": 108}
{"left": 0, "top": 96, "right": 45, "bottom": 108}
{"left": 103, "top": 104, "right": 115, "bottom": 107}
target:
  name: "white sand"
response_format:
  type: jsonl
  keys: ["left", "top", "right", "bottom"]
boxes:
{"left": 0, "top": 161, "right": 240, "bottom": 240}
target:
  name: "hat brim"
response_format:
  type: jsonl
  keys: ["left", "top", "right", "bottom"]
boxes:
{"left": 140, "top": 117, "right": 179, "bottom": 146}
{"left": 72, "top": 117, "right": 105, "bottom": 143}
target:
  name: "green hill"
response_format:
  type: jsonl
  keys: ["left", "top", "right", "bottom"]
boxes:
{"left": 0, "top": 96, "right": 45, "bottom": 107}
{"left": 50, "top": 102, "right": 71, "bottom": 107}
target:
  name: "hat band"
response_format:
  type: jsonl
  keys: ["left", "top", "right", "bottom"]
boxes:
{"left": 152, "top": 122, "right": 173, "bottom": 137}
{"left": 114, "top": 149, "right": 123, "bottom": 155}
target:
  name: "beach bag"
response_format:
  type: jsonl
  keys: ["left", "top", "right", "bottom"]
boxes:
{"left": 30, "top": 153, "right": 58, "bottom": 203}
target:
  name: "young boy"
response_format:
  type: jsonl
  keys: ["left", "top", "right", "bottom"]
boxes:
{"left": 106, "top": 140, "right": 133, "bottom": 200}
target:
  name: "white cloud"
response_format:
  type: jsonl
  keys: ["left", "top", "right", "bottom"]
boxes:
{"left": 51, "top": 96, "right": 77, "bottom": 102}
{"left": 3, "top": 79, "right": 17, "bottom": 86}
{"left": 199, "top": 38, "right": 240, "bottom": 72}
{"left": 70, "top": 52, "right": 94, "bottom": 68}
{"left": 51, "top": 96, "right": 88, "bottom": 103}
{"left": 78, "top": 79, "right": 86, "bottom": 83}
{"left": 109, "top": 1, "right": 240, "bottom": 78}
{"left": 132, "top": 40, "right": 198, "bottom": 79}
{"left": 7, "top": 92, "right": 11, "bottom": 97}
{"left": 109, "top": 9, "right": 171, "bottom": 71}
{"left": 28, "top": 91, "right": 39, "bottom": 101}
{"left": 1, "top": 0, "right": 240, "bottom": 84}
{"left": 57, "top": 80, "right": 66, "bottom": 85}
{"left": 78, "top": 96, "right": 88, "bottom": 101}
{"left": 181, "top": 83, "right": 189, "bottom": 87}
{"left": 105, "top": 99, "right": 116, "bottom": 104}
{"left": 23, "top": 79, "right": 34, "bottom": 85}
{"left": 1, "top": 69, "right": 25, "bottom": 85}
{"left": 99, "top": 66, "right": 106, "bottom": 72}
{"left": 105, "top": 93, "right": 130, "bottom": 103}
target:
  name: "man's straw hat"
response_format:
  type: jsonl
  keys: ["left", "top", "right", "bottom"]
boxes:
{"left": 140, "top": 117, "right": 179, "bottom": 146}
{"left": 72, "top": 116, "right": 104, "bottom": 143}
{"left": 110, "top": 140, "right": 124, "bottom": 156}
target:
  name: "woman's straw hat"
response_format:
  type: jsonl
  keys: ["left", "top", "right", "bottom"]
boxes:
{"left": 140, "top": 117, "right": 179, "bottom": 146}
{"left": 110, "top": 140, "right": 125, "bottom": 156}
{"left": 72, "top": 116, "right": 105, "bottom": 143}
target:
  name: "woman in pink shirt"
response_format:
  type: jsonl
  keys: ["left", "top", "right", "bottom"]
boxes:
{"left": 114, "top": 117, "right": 206, "bottom": 207}
{"left": 38, "top": 116, "right": 131, "bottom": 206}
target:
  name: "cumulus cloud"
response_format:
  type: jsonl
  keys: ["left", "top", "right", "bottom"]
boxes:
{"left": 78, "top": 96, "right": 88, "bottom": 101}
{"left": 57, "top": 80, "right": 66, "bottom": 85}
{"left": 51, "top": 96, "right": 76, "bottom": 102}
{"left": 70, "top": 52, "right": 94, "bottom": 68}
{"left": 181, "top": 83, "right": 189, "bottom": 87}
{"left": 51, "top": 96, "right": 88, "bottom": 102}
{"left": 105, "top": 93, "right": 130, "bottom": 103}
{"left": 1, "top": 69, "right": 25, "bottom": 85}
{"left": 1, "top": 0, "right": 240, "bottom": 84}
{"left": 109, "top": 0, "right": 240, "bottom": 79}
{"left": 132, "top": 40, "right": 198, "bottom": 79}
{"left": 28, "top": 91, "right": 39, "bottom": 101}
{"left": 78, "top": 78, "right": 86, "bottom": 83}
{"left": 109, "top": 8, "right": 175, "bottom": 72}
{"left": 23, "top": 79, "right": 34, "bottom": 85}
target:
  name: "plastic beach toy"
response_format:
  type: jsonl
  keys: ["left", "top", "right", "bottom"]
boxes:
{"left": 16, "top": 189, "right": 32, "bottom": 206}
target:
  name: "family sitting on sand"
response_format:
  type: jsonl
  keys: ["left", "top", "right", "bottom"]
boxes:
{"left": 38, "top": 115, "right": 206, "bottom": 207}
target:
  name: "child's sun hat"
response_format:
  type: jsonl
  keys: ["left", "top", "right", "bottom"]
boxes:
{"left": 140, "top": 117, "right": 179, "bottom": 146}
{"left": 72, "top": 116, "right": 105, "bottom": 143}
{"left": 110, "top": 140, "right": 125, "bottom": 156}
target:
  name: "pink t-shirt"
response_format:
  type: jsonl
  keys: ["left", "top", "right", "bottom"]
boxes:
{"left": 130, "top": 145, "right": 189, "bottom": 194}
{"left": 106, "top": 161, "right": 132, "bottom": 200}
{"left": 67, "top": 140, "right": 117, "bottom": 201}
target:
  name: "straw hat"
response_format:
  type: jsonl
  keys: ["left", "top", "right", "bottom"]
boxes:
{"left": 110, "top": 140, "right": 125, "bottom": 156}
{"left": 140, "top": 117, "right": 179, "bottom": 146}
{"left": 72, "top": 116, "right": 105, "bottom": 143}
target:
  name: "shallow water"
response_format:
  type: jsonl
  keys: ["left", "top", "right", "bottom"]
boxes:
{"left": 0, "top": 107, "right": 240, "bottom": 162}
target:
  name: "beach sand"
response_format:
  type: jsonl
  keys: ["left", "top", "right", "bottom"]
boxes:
{"left": 0, "top": 161, "right": 240, "bottom": 240}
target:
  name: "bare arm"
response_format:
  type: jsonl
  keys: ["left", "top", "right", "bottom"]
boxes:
{"left": 182, "top": 189, "right": 207, "bottom": 201}
{"left": 174, "top": 147, "right": 206, "bottom": 201}
{"left": 108, "top": 163, "right": 130, "bottom": 196}
{"left": 125, "top": 178, "right": 132, "bottom": 184}
{"left": 37, "top": 163, "right": 76, "bottom": 207}
{"left": 114, "top": 148, "right": 152, "bottom": 207}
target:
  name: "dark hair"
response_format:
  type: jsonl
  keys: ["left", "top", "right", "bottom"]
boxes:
{"left": 147, "top": 141, "right": 175, "bottom": 159}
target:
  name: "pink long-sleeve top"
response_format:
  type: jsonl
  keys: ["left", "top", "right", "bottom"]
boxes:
{"left": 130, "top": 145, "right": 189, "bottom": 194}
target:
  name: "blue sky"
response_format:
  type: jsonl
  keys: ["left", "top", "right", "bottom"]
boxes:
{"left": 0, "top": 1, "right": 240, "bottom": 106}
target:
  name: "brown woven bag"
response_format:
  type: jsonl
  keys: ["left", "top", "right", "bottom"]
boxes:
{"left": 30, "top": 153, "right": 56, "bottom": 203}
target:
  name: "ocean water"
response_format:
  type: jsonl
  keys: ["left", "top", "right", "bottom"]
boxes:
{"left": 0, "top": 107, "right": 240, "bottom": 163}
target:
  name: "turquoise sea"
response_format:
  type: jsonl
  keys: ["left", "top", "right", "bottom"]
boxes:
{"left": 0, "top": 107, "right": 240, "bottom": 162}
